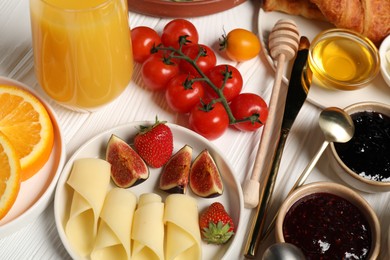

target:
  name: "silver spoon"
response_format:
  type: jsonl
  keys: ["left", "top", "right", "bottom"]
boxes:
{"left": 261, "top": 107, "right": 355, "bottom": 240}
{"left": 262, "top": 242, "right": 305, "bottom": 260}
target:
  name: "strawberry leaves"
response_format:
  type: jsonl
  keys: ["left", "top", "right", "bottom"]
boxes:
{"left": 202, "top": 221, "right": 234, "bottom": 245}
{"left": 199, "top": 202, "right": 235, "bottom": 244}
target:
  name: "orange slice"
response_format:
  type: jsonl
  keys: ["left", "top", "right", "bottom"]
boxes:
{"left": 0, "top": 85, "right": 54, "bottom": 181}
{"left": 0, "top": 131, "right": 21, "bottom": 220}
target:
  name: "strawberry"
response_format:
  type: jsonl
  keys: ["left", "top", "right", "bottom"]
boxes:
{"left": 134, "top": 118, "right": 173, "bottom": 168}
{"left": 199, "top": 202, "right": 235, "bottom": 244}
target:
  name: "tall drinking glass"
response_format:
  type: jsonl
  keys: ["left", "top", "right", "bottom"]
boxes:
{"left": 30, "top": 0, "right": 133, "bottom": 111}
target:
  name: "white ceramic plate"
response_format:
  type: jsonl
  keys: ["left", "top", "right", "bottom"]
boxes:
{"left": 0, "top": 76, "right": 66, "bottom": 238}
{"left": 258, "top": 9, "right": 390, "bottom": 109}
{"left": 54, "top": 122, "right": 244, "bottom": 260}
{"left": 388, "top": 225, "right": 390, "bottom": 255}
{"left": 379, "top": 34, "right": 390, "bottom": 88}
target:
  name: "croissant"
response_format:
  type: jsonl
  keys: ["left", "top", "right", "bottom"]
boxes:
{"left": 262, "top": 0, "right": 326, "bottom": 21}
{"left": 311, "top": 0, "right": 390, "bottom": 44}
{"left": 262, "top": 0, "right": 390, "bottom": 45}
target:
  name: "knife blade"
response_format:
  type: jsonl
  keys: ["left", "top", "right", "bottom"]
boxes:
{"left": 244, "top": 36, "right": 311, "bottom": 258}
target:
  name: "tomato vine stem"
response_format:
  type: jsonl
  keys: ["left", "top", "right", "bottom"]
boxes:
{"left": 152, "top": 38, "right": 262, "bottom": 126}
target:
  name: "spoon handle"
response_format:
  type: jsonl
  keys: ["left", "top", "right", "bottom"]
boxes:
{"left": 292, "top": 140, "right": 329, "bottom": 189}
{"left": 260, "top": 140, "right": 330, "bottom": 241}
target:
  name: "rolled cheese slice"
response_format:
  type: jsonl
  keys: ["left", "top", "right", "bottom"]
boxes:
{"left": 91, "top": 188, "right": 137, "bottom": 260}
{"left": 65, "top": 158, "right": 111, "bottom": 257}
{"left": 164, "top": 194, "right": 202, "bottom": 260}
{"left": 131, "top": 193, "right": 165, "bottom": 260}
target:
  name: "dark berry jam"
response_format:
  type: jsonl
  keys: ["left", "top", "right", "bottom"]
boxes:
{"left": 334, "top": 111, "right": 390, "bottom": 182}
{"left": 283, "top": 192, "right": 371, "bottom": 260}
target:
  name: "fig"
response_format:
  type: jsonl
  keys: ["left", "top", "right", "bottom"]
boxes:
{"left": 189, "top": 149, "right": 223, "bottom": 198}
{"left": 159, "top": 144, "right": 193, "bottom": 194}
{"left": 106, "top": 134, "right": 149, "bottom": 188}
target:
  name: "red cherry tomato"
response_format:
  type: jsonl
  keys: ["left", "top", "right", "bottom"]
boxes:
{"left": 131, "top": 26, "right": 161, "bottom": 63}
{"left": 165, "top": 74, "right": 205, "bottom": 113}
{"left": 161, "top": 19, "right": 199, "bottom": 49}
{"left": 180, "top": 44, "right": 217, "bottom": 77}
{"left": 205, "top": 64, "right": 243, "bottom": 102}
{"left": 229, "top": 93, "right": 268, "bottom": 131}
{"left": 189, "top": 101, "right": 229, "bottom": 140}
{"left": 141, "top": 53, "right": 179, "bottom": 91}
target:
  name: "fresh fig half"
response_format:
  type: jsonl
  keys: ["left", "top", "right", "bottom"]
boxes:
{"left": 159, "top": 144, "right": 193, "bottom": 194}
{"left": 189, "top": 149, "right": 223, "bottom": 198}
{"left": 106, "top": 134, "right": 149, "bottom": 188}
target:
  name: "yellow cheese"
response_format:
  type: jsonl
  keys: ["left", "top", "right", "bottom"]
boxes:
{"left": 65, "top": 158, "right": 111, "bottom": 257}
{"left": 91, "top": 188, "right": 137, "bottom": 260}
{"left": 164, "top": 194, "right": 202, "bottom": 260}
{"left": 131, "top": 193, "right": 165, "bottom": 260}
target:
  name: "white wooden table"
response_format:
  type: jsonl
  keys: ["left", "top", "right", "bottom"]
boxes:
{"left": 0, "top": 0, "right": 389, "bottom": 259}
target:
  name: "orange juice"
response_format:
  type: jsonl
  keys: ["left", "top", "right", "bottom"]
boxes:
{"left": 30, "top": 0, "right": 133, "bottom": 110}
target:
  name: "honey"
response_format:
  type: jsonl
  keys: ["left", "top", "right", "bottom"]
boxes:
{"left": 308, "top": 29, "right": 379, "bottom": 91}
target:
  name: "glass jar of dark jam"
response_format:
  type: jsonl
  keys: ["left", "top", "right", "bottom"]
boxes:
{"left": 334, "top": 111, "right": 390, "bottom": 182}
{"left": 283, "top": 192, "right": 371, "bottom": 259}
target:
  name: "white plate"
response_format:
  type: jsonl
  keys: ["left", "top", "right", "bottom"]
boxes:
{"left": 258, "top": 9, "right": 390, "bottom": 109}
{"left": 0, "top": 76, "right": 66, "bottom": 238}
{"left": 54, "top": 122, "right": 244, "bottom": 260}
{"left": 388, "top": 225, "right": 390, "bottom": 255}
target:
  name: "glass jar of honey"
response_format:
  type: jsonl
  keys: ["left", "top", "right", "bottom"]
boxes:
{"left": 308, "top": 29, "right": 380, "bottom": 91}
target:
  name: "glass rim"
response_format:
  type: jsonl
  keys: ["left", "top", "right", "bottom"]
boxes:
{"left": 308, "top": 28, "right": 380, "bottom": 88}
{"left": 38, "top": 0, "right": 116, "bottom": 13}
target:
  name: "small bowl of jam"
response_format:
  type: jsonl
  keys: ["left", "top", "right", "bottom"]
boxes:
{"left": 275, "top": 182, "right": 380, "bottom": 259}
{"left": 308, "top": 29, "right": 380, "bottom": 91}
{"left": 329, "top": 101, "right": 390, "bottom": 193}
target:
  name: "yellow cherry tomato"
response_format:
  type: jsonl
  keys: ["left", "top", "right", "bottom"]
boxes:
{"left": 220, "top": 28, "right": 261, "bottom": 62}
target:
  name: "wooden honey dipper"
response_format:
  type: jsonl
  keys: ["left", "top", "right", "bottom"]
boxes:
{"left": 243, "top": 19, "right": 300, "bottom": 209}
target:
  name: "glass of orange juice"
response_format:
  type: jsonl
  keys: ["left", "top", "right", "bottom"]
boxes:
{"left": 30, "top": 0, "right": 133, "bottom": 111}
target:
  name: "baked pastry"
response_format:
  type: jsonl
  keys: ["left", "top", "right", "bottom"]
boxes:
{"left": 311, "top": 0, "right": 390, "bottom": 44}
{"left": 262, "top": 0, "right": 390, "bottom": 44}
{"left": 262, "top": 0, "right": 326, "bottom": 21}
{"left": 310, "top": 0, "right": 364, "bottom": 34}
{"left": 360, "top": 0, "right": 390, "bottom": 44}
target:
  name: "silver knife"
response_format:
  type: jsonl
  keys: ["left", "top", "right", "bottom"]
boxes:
{"left": 244, "top": 36, "right": 311, "bottom": 258}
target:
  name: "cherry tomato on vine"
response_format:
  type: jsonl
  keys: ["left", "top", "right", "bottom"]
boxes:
{"left": 205, "top": 64, "right": 243, "bottom": 102}
{"left": 189, "top": 101, "right": 229, "bottom": 140}
{"left": 131, "top": 26, "right": 161, "bottom": 63}
{"left": 161, "top": 19, "right": 199, "bottom": 49}
{"left": 229, "top": 93, "right": 268, "bottom": 131}
{"left": 165, "top": 74, "right": 205, "bottom": 113}
{"left": 180, "top": 44, "right": 217, "bottom": 77}
{"left": 141, "top": 53, "right": 179, "bottom": 91}
{"left": 219, "top": 28, "right": 261, "bottom": 62}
